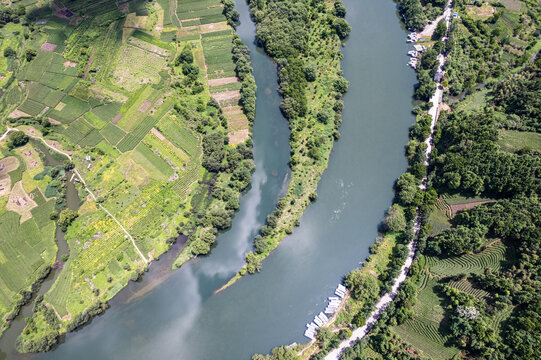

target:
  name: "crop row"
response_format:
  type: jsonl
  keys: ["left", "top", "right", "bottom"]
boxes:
{"left": 116, "top": 116, "right": 159, "bottom": 152}
{"left": 447, "top": 279, "right": 489, "bottom": 299}
{"left": 404, "top": 319, "right": 448, "bottom": 345}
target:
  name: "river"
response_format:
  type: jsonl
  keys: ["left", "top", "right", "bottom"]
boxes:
{"left": 1, "top": 0, "right": 416, "bottom": 358}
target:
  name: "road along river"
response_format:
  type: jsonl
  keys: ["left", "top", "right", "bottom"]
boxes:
{"left": 1, "top": 0, "right": 417, "bottom": 359}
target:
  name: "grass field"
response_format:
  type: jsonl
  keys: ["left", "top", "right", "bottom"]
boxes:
{"left": 498, "top": 129, "right": 541, "bottom": 153}
{"left": 111, "top": 45, "right": 167, "bottom": 92}
{"left": 100, "top": 123, "right": 126, "bottom": 145}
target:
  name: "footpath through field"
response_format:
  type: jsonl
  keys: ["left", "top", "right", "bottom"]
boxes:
{"left": 325, "top": 1, "right": 453, "bottom": 358}
{"left": 0, "top": 126, "right": 149, "bottom": 264}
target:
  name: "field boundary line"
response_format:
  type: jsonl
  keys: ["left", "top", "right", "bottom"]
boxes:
{"left": 0, "top": 127, "right": 149, "bottom": 264}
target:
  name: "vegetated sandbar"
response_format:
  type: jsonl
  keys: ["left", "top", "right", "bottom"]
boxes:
{"left": 217, "top": 0, "right": 353, "bottom": 291}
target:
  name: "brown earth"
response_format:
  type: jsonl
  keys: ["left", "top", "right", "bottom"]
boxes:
{"left": 112, "top": 114, "right": 122, "bottom": 123}
{"left": 207, "top": 76, "right": 240, "bottom": 87}
{"left": 228, "top": 129, "right": 250, "bottom": 145}
{"left": 0, "top": 157, "right": 19, "bottom": 197}
{"left": 7, "top": 181, "right": 38, "bottom": 223}
{"left": 151, "top": 127, "right": 166, "bottom": 141}
{"left": 449, "top": 200, "right": 497, "bottom": 215}
{"left": 211, "top": 90, "right": 240, "bottom": 102}
{"left": 138, "top": 99, "right": 152, "bottom": 112}
{"left": 8, "top": 109, "right": 31, "bottom": 119}
{"left": 40, "top": 42, "right": 57, "bottom": 52}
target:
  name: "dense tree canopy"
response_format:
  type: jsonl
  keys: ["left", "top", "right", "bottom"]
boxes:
{"left": 492, "top": 57, "right": 541, "bottom": 132}
{"left": 433, "top": 110, "right": 540, "bottom": 197}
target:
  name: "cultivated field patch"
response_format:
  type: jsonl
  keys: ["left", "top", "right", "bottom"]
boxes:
{"left": 6, "top": 181, "right": 38, "bottom": 223}
{"left": 111, "top": 45, "right": 166, "bottom": 92}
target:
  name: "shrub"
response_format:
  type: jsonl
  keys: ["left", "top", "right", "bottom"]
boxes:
{"left": 57, "top": 209, "right": 78, "bottom": 231}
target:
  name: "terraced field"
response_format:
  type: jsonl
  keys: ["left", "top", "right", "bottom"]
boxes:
{"left": 447, "top": 278, "right": 490, "bottom": 299}
{"left": 0, "top": 0, "right": 253, "bottom": 348}
{"left": 428, "top": 241, "right": 506, "bottom": 276}
{"left": 395, "top": 240, "right": 512, "bottom": 359}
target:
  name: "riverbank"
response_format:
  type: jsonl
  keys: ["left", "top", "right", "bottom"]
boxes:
{"left": 10, "top": 0, "right": 417, "bottom": 357}
{"left": 251, "top": 0, "right": 454, "bottom": 358}
{"left": 325, "top": 1, "right": 452, "bottom": 357}
{"left": 313, "top": 0, "right": 540, "bottom": 358}
{"left": 0, "top": 0, "right": 258, "bottom": 352}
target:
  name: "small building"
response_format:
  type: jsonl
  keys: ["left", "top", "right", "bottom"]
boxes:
{"left": 413, "top": 44, "right": 427, "bottom": 52}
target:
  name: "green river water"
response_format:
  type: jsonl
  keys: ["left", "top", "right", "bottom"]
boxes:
{"left": 0, "top": 0, "right": 417, "bottom": 358}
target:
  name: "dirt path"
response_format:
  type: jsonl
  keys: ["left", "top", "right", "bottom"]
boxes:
{"left": 0, "top": 127, "right": 148, "bottom": 264}
{"left": 171, "top": 0, "right": 182, "bottom": 28}
{"left": 82, "top": 48, "right": 96, "bottom": 80}
{"left": 420, "top": 4, "right": 452, "bottom": 39}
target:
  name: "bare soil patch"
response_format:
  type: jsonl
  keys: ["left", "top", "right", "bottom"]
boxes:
{"left": 63, "top": 61, "right": 77, "bottom": 68}
{"left": 499, "top": 0, "right": 522, "bottom": 11}
{"left": 7, "top": 181, "right": 38, "bottom": 223}
{"left": 138, "top": 99, "right": 152, "bottom": 112}
{"left": 199, "top": 21, "right": 230, "bottom": 34}
{"left": 0, "top": 177, "right": 10, "bottom": 197}
{"left": 207, "top": 76, "right": 240, "bottom": 87}
{"left": 8, "top": 109, "right": 31, "bottom": 119}
{"left": 439, "top": 103, "right": 451, "bottom": 112}
{"left": 466, "top": 4, "right": 495, "bottom": 18}
{"left": 0, "top": 157, "right": 19, "bottom": 197}
{"left": 112, "top": 114, "right": 122, "bottom": 123}
{"left": 151, "top": 127, "right": 166, "bottom": 141}
{"left": 40, "top": 42, "right": 57, "bottom": 52}
{"left": 450, "top": 200, "right": 497, "bottom": 215}
{"left": 48, "top": 117, "right": 62, "bottom": 125}
{"left": 0, "top": 157, "right": 20, "bottom": 175}
{"left": 82, "top": 48, "right": 96, "bottom": 80}
{"left": 228, "top": 129, "right": 250, "bottom": 145}
{"left": 211, "top": 90, "right": 240, "bottom": 102}
{"left": 222, "top": 106, "right": 249, "bottom": 132}
{"left": 20, "top": 144, "right": 40, "bottom": 169}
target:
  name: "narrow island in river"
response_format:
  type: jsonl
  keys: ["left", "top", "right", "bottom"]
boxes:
{"left": 219, "top": 0, "right": 353, "bottom": 290}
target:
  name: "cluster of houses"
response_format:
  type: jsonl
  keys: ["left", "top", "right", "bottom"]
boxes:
{"left": 407, "top": 34, "right": 427, "bottom": 69}
{"left": 304, "top": 284, "right": 347, "bottom": 340}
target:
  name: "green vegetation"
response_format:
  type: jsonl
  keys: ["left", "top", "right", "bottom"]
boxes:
{"left": 221, "top": 0, "right": 352, "bottom": 288}
{"left": 445, "top": 0, "right": 540, "bottom": 96}
{"left": 0, "top": 0, "right": 256, "bottom": 352}
{"left": 0, "top": 143, "right": 60, "bottom": 339}
{"left": 341, "top": 2, "right": 541, "bottom": 359}
{"left": 259, "top": 1, "right": 540, "bottom": 359}
{"left": 7, "top": 131, "right": 29, "bottom": 148}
